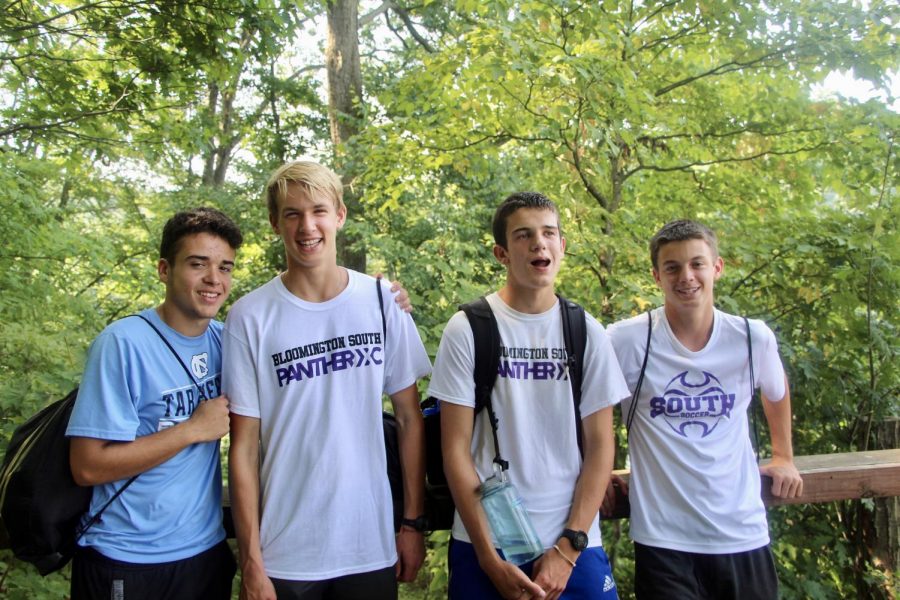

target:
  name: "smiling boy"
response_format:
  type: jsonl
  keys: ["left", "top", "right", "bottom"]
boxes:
{"left": 224, "top": 160, "right": 431, "bottom": 600}
{"left": 605, "top": 219, "right": 803, "bottom": 600}
{"left": 430, "top": 192, "right": 628, "bottom": 600}
{"left": 66, "top": 207, "right": 242, "bottom": 600}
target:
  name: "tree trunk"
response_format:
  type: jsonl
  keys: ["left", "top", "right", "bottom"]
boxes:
{"left": 325, "top": 0, "right": 366, "bottom": 273}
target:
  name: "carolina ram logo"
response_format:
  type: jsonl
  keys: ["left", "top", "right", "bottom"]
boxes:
{"left": 649, "top": 371, "right": 735, "bottom": 438}
{"left": 191, "top": 352, "right": 209, "bottom": 379}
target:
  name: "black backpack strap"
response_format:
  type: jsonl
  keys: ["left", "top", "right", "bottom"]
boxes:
{"left": 135, "top": 315, "right": 205, "bottom": 393}
{"left": 557, "top": 294, "right": 587, "bottom": 457}
{"left": 376, "top": 279, "right": 387, "bottom": 341}
{"left": 460, "top": 297, "right": 507, "bottom": 471}
{"left": 744, "top": 317, "right": 760, "bottom": 463}
{"left": 626, "top": 311, "right": 653, "bottom": 437}
{"left": 75, "top": 470, "right": 138, "bottom": 540}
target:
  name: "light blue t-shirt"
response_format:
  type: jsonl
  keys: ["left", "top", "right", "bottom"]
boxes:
{"left": 66, "top": 308, "right": 225, "bottom": 563}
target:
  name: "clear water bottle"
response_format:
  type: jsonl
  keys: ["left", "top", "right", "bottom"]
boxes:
{"left": 479, "top": 466, "right": 544, "bottom": 565}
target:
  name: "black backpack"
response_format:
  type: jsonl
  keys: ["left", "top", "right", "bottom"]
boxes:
{"left": 0, "top": 386, "right": 141, "bottom": 575}
{"left": 0, "top": 388, "right": 92, "bottom": 575}
{"left": 414, "top": 294, "right": 587, "bottom": 531}
{"left": 0, "top": 315, "right": 207, "bottom": 574}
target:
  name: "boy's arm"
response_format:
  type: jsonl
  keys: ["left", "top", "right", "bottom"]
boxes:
{"left": 441, "top": 401, "right": 545, "bottom": 599}
{"left": 532, "top": 406, "right": 615, "bottom": 599}
{"left": 229, "top": 414, "right": 276, "bottom": 600}
{"left": 758, "top": 375, "right": 803, "bottom": 499}
{"left": 69, "top": 395, "right": 230, "bottom": 485}
{"left": 389, "top": 383, "right": 426, "bottom": 582}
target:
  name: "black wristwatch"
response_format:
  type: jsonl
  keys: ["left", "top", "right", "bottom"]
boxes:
{"left": 400, "top": 515, "right": 428, "bottom": 532}
{"left": 560, "top": 528, "right": 588, "bottom": 552}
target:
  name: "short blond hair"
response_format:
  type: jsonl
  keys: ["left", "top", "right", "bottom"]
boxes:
{"left": 265, "top": 160, "right": 345, "bottom": 217}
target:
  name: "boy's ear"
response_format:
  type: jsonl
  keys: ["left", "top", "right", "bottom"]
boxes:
{"left": 493, "top": 244, "right": 510, "bottom": 265}
{"left": 157, "top": 258, "right": 170, "bottom": 284}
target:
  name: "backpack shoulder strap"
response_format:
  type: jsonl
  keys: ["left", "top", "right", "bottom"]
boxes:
{"left": 744, "top": 316, "right": 760, "bottom": 463}
{"left": 376, "top": 278, "right": 387, "bottom": 340}
{"left": 460, "top": 297, "right": 500, "bottom": 416}
{"left": 135, "top": 314, "right": 202, "bottom": 392}
{"left": 460, "top": 297, "right": 506, "bottom": 470}
{"left": 626, "top": 310, "right": 653, "bottom": 437}
{"left": 557, "top": 294, "right": 587, "bottom": 456}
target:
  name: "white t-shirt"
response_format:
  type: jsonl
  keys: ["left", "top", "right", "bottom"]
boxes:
{"left": 427, "top": 293, "right": 629, "bottom": 549}
{"left": 223, "top": 270, "right": 431, "bottom": 580}
{"left": 607, "top": 307, "right": 786, "bottom": 554}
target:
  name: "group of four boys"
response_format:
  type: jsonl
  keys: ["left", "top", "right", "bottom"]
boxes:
{"left": 65, "top": 160, "right": 803, "bottom": 600}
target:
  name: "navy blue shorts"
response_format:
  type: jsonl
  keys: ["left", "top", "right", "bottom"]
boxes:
{"left": 448, "top": 539, "right": 618, "bottom": 599}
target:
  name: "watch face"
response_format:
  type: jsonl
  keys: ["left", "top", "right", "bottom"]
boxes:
{"left": 574, "top": 531, "right": 588, "bottom": 550}
{"left": 564, "top": 529, "right": 588, "bottom": 551}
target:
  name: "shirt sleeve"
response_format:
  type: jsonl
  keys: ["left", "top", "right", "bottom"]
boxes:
{"left": 222, "top": 310, "right": 262, "bottom": 419}
{"left": 606, "top": 317, "right": 643, "bottom": 392}
{"left": 380, "top": 280, "right": 432, "bottom": 396}
{"left": 579, "top": 313, "right": 631, "bottom": 418}
{"left": 752, "top": 319, "right": 786, "bottom": 402}
{"left": 66, "top": 328, "right": 140, "bottom": 441}
{"left": 426, "top": 311, "right": 476, "bottom": 407}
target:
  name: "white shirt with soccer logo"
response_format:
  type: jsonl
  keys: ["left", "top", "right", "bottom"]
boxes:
{"left": 607, "top": 307, "right": 786, "bottom": 554}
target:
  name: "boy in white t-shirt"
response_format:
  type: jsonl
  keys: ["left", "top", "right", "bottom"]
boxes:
{"left": 605, "top": 220, "right": 803, "bottom": 600}
{"left": 224, "top": 161, "right": 431, "bottom": 600}
{"left": 430, "top": 192, "right": 629, "bottom": 600}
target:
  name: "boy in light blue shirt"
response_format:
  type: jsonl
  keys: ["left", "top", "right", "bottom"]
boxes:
{"left": 66, "top": 207, "right": 242, "bottom": 600}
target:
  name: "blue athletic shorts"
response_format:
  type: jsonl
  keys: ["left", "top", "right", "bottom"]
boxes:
{"left": 448, "top": 539, "right": 618, "bottom": 599}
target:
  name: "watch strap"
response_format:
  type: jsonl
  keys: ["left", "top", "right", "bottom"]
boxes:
{"left": 400, "top": 515, "right": 428, "bottom": 532}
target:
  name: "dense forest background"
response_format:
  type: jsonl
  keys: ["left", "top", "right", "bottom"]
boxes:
{"left": 0, "top": 1, "right": 897, "bottom": 598}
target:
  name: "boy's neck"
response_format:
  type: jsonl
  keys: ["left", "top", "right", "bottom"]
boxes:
{"left": 281, "top": 264, "right": 348, "bottom": 303}
{"left": 498, "top": 284, "right": 557, "bottom": 314}
{"left": 664, "top": 302, "right": 716, "bottom": 352}
{"left": 155, "top": 304, "right": 209, "bottom": 338}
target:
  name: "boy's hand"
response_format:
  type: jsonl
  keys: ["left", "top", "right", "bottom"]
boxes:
{"left": 759, "top": 457, "right": 803, "bottom": 499}
{"left": 375, "top": 273, "right": 413, "bottom": 312}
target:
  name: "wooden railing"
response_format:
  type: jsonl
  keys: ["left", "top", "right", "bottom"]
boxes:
{"left": 603, "top": 448, "right": 900, "bottom": 519}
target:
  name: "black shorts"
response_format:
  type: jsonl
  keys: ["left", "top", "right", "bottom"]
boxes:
{"left": 634, "top": 542, "right": 778, "bottom": 600}
{"left": 270, "top": 566, "right": 397, "bottom": 600}
{"left": 71, "top": 540, "right": 236, "bottom": 600}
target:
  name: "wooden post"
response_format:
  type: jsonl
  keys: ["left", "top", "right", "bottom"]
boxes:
{"left": 874, "top": 418, "right": 899, "bottom": 594}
